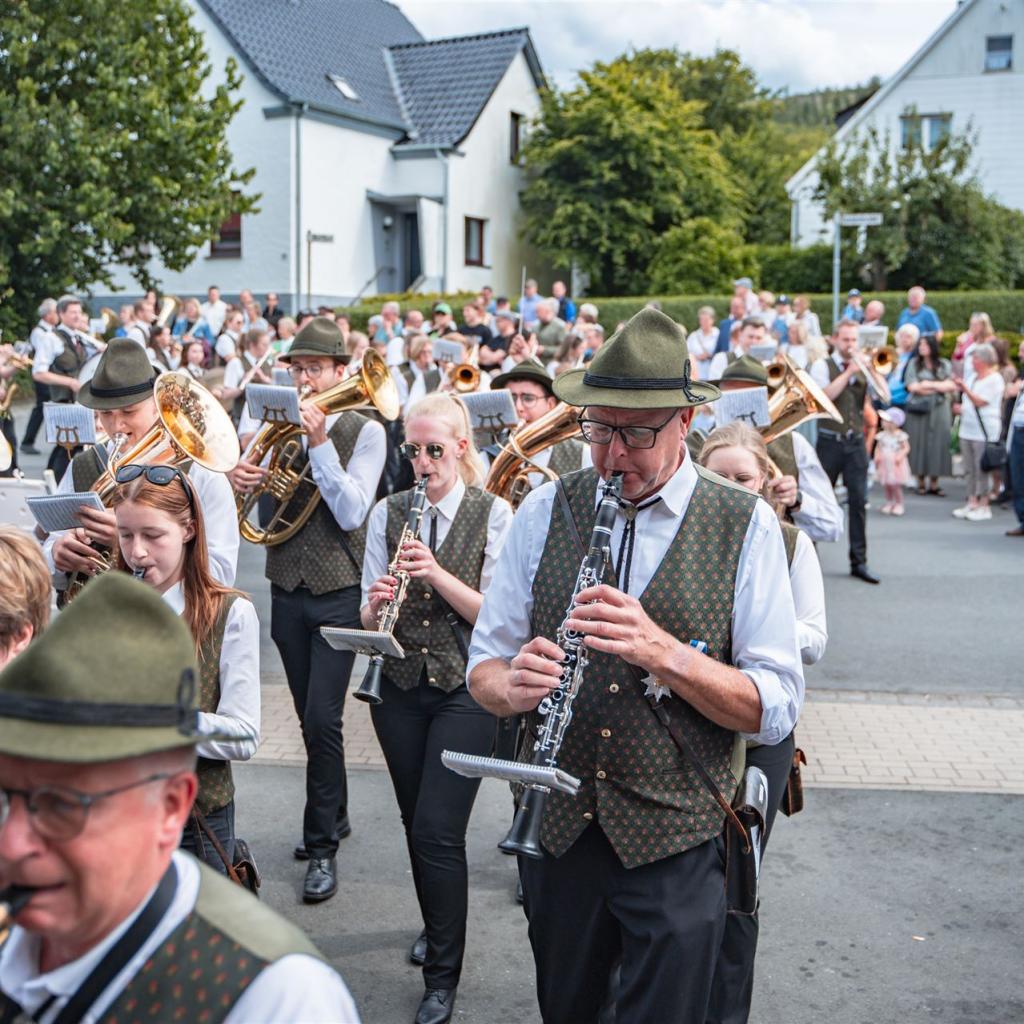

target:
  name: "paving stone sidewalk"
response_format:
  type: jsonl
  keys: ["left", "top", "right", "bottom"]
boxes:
{"left": 253, "top": 675, "right": 1024, "bottom": 795}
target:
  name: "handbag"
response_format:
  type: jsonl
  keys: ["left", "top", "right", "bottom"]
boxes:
{"left": 192, "top": 809, "right": 262, "bottom": 896}
{"left": 977, "top": 411, "right": 1007, "bottom": 472}
{"left": 904, "top": 394, "right": 932, "bottom": 415}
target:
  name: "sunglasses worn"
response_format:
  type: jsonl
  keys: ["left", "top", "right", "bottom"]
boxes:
{"left": 400, "top": 442, "right": 446, "bottom": 461}
{"left": 114, "top": 464, "right": 196, "bottom": 517}
{"left": 577, "top": 410, "right": 679, "bottom": 450}
{"left": 0, "top": 774, "right": 174, "bottom": 842}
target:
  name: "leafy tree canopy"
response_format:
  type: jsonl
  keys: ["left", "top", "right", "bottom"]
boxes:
{"left": 0, "top": 0, "right": 257, "bottom": 336}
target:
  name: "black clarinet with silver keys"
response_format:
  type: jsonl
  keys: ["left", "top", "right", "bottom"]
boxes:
{"left": 442, "top": 471, "right": 624, "bottom": 859}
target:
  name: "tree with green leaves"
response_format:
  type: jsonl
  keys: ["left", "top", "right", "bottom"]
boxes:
{"left": 520, "top": 54, "right": 740, "bottom": 296}
{"left": 648, "top": 217, "right": 751, "bottom": 294}
{"left": 0, "top": 0, "right": 257, "bottom": 337}
{"left": 813, "top": 120, "right": 1024, "bottom": 290}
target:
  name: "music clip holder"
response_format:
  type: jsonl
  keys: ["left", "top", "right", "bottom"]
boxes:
{"left": 461, "top": 390, "right": 519, "bottom": 447}
{"left": 441, "top": 750, "right": 582, "bottom": 796}
{"left": 320, "top": 627, "right": 406, "bottom": 660}
{"left": 44, "top": 403, "right": 96, "bottom": 458}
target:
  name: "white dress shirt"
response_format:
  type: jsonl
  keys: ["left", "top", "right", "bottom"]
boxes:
{"left": 307, "top": 416, "right": 386, "bottom": 531}
{"left": 686, "top": 329, "right": 719, "bottom": 379}
{"left": 29, "top": 321, "right": 60, "bottom": 375}
{"left": 386, "top": 336, "right": 407, "bottom": 367}
{"left": 469, "top": 457, "right": 805, "bottom": 746}
{"left": 391, "top": 363, "right": 431, "bottom": 411}
{"left": 160, "top": 582, "right": 260, "bottom": 760}
{"left": 361, "top": 477, "right": 513, "bottom": 606}
{"left": 43, "top": 446, "right": 240, "bottom": 588}
{"left": 790, "top": 529, "right": 826, "bottom": 668}
{"left": 200, "top": 299, "right": 228, "bottom": 337}
{"left": 0, "top": 852, "right": 359, "bottom": 1024}
{"left": 707, "top": 347, "right": 743, "bottom": 382}
{"left": 790, "top": 431, "right": 844, "bottom": 543}
{"left": 215, "top": 331, "right": 238, "bottom": 362}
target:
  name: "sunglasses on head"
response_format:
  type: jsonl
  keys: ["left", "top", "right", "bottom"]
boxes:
{"left": 400, "top": 442, "right": 446, "bottom": 461}
{"left": 114, "top": 464, "right": 196, "bottom": 516}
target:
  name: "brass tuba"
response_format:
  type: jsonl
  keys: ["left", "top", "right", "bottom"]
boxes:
{"left": 236, "top": 349, "right": 400, "bottom": 546}
{"left": 762, "top": 353, "right": 843, "bottom": 445}
{"left": 485, "top": 401, "right": 581, "bottom": 509}
{"left": 155, "top": 296, "right": 181, "bottom": 330}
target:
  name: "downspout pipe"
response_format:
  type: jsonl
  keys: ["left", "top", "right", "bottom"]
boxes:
{"left": 436, "top": 148, "right": 449, "bottom": 293}
{"left": 294, "top": 103, "right": 307, "bottom": 314}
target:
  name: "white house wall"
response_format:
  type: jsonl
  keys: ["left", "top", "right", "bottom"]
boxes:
{"left": 94, "top": 0, "right": 295, "bottom": 305}
{"left": 789, "top": 0, "right": 1024, "bottom": 247}
{"left": 445, "top": 51, "right": 540, "bottom": 296}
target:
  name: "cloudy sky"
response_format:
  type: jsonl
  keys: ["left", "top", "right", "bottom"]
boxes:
{"left": 402, "top": 0, "right": 959, "bottom": 93}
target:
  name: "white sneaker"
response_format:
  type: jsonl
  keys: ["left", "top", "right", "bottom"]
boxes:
{"left": 952, "top": 506, "right": 971, "bottom": 519}
{"left": 966, "top": 506, "right": 992, "bottom": 521}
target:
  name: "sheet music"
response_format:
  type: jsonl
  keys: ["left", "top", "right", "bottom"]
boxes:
{"left": 245, "top": 384, "right": 302, "bottom": 426}
{"left": 272, "top": 367, "right": 293, "bottom": 387}
{"left": 432, "top": 339, "right": 465, "bottom": 364}
{"left": 749, "top": 344, "right": 778, "bottom": 363}
{"left": 713, "top": 386, "right": 771, "bottom": 429}
{"left": 43, "top": 403, "right": 96, "bottom": 446}
{"left": 461, "top": 390, "right": 518, "bottom": 432}
{"left": 26, "top": 492, "right": 105, "bottom": 533}
{"left": 858, "top": 325, "right": 889, "bottom": 348}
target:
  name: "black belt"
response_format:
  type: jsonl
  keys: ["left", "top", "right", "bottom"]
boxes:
{"left": 818, "top": 427, "right": 859, "bottom": 441}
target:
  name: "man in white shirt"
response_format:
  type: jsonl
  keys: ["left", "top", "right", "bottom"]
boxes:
{"left": 0, "top": 572, "right": 359, "bottom": 1023}
{"left": 686, "top": 306, "right": 718, "bottom": 380}
{"left": 20, "top": 299, "right": 60, "bottom": 453}
{"left": 707, "top": 318, "right": 766, "bottom": 382}
{"left": 200, "top": 285, "right": 228, "bottom": 338}
{"left": 467, "top": 308, "right": 802, "bottom": 1024}
{"left": 123, "top": 302, "right": 151, "bottom": 348}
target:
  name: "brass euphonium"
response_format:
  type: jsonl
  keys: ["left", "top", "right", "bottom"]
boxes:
{"left": 762, "top": 353, "right": 843, "bottom": 446}
{"left": 236, "top": 349, "right": 400, "bottom": 546}
{"left": 485, "top": 401, "right": 582, "bottom": 509}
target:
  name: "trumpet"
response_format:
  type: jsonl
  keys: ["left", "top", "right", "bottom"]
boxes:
{"left": 354, "top": 476, "right": 430, "bottom": 705}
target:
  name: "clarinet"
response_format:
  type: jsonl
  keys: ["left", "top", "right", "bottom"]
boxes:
{"left": 353, "top": 476, "right": 430, "bottom": 704}
{"left": 497, "top": 471, "right": 624, "bottom": 858}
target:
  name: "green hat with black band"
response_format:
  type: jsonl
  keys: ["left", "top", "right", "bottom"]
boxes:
{"left": 77, "top": 339, "right": 157, "bottom": 411}
{"left": 490, "top": 358, "right": 554, "bottom": 396}
{"left": 710, "top": 355, "right": 768, "bottom": 389}
{"left": 552, "top": 307, "right": 719, "bottom": 410}
{"left": 0, "top": 573, "right": 205, "bottom": 763}
{"left": 276, "top": 315, "right": 349, "bottom": 364}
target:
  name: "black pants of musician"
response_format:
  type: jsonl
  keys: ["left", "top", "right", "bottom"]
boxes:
{"left": 519, "top": 824, "right": 727, "bottom": 1024}
{"left": 0, "top": 415, "right": 17, "bottom": 477}
{"left": 371, "top": 672, "right": 495, "bottom": 990}
{"left": 180, "top": 800, "right": 235, "bottom": 875}
{"left": 706, "top": 732, "right": 796, "bottom": 1024}
{"left": 271, "top": 583, "right": 360, "bottom": 858}
{"left": 20, "top": 381, "right": 49, "bottom": 446}
{"left": 816, "top": 432, "right": 868, "bottom": 568}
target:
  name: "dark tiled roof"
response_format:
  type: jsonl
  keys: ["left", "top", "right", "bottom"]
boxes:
{"left": 197, "top": 0, "right": 423, "bottom": 130}
{"left": 388, "top": 28, "right": 539, "bottom": 147}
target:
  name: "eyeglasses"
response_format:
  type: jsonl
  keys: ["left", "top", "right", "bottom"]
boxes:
{"left": 400, "top": 442, "right": 446, "bottom": 461}
{"left": 577, "top": 410, "right": 679, "bottom": 450}
{"left": 0, "top": 774, "right": 174, "bottom": 842}
{"left": 510, "top": 392, "right": 545, "bottom": 408}
{"left": 286, "top": 362, "right": 328, "bottom": 379}
{"left": 114, "top": 464, "right": 196, "bottom": 518}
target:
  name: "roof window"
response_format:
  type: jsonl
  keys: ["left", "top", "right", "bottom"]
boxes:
{"left": 327, "top": 73, "right": 359, "bottom": 101}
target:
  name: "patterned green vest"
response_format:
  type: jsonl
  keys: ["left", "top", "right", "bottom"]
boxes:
{"left": 767, "top": 432, "right": 799, "bottom": 484}
{"left": 265, "top": 412, "right": 371, "bottom": 595}
{"left": 49, "top": 327, "right": 86, "bottom": 403}
{"left": 525, "top": 466, "right": 756, "bottom": 869}
{"left": 827, "top": 357, "right": 867, "bottom": 434}
{"left": 781, "top": 521, "right": 800, "bottom": 568}
{"left": 383, "top": 485, "right": 495, "bottom": 692}
{"left": 547, "top": 438, "right": 585, "bottom": 477}
{"left": 398, "top": 363, "right": 441, "bottom": 395}
{"left": 71, "top": 445, "right": 106, "bottom": 492}
{"left": 97, "top": 861, "right": 323, "bottom": 1023}
{"left": 195, "top": 596, "right": 237, "bottom": 815}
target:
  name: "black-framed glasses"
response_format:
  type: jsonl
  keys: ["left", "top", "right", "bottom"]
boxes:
{"left": 400, "top": 442, "right": 446, "bottom": 461}
{"left": 510, "top": 392, "right": 545, "bottom": 408}
{"left": 577, "top": 410, "right": 679, "bottom": 450}
{"left": 286, "top": 362, "right": 327, "bottom": 379}
{"left": 114, "top": 464, "right": 196, "bottom": 517}
{"left": 0, "top": 774, "right": 174, "bottom": 842}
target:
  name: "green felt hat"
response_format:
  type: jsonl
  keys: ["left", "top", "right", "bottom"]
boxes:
{"left": 711, "top": 355, "right": 767, "bottom": 388}
{"left": 552, "top": 308, "right": 720, "bottom": 410}
{"left": 489, "top": 358, "right": 554, "bottom": 396}
{"left": 277, "top": 316, "right": 349, "bottom": 363}
{"left": 0, "top": 573, "right": 203, "bottom": 763}
{"left": 77, "top": 339, "right": 157, "bottom": 410}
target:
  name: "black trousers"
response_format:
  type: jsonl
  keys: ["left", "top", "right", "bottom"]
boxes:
{"left": 371, "top": 673, "right": 495, "bottom": 989}
{"left": 21, "top": 381, "right": 49, "bottom": 446}
{"left": 271, "top": 583, "right": 360, "bottom": 857}
{"left": 706, "top": 733, "right": 796, "bottom": 1024}
{"left": 0, "top": 416, "right": 16, "bottom": 477}
{"left": 180, "top": 800, "right": 235, "bottom": 875}
{"left": 519, "top": 824, "right": 727, "bottom": 1024}
{"left": 817, "top": 432, "right": 868, "bottom": 568}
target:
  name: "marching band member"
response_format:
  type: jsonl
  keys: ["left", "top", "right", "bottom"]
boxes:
{"left": 43, "top": 341, "right": 239, "bottom": 591}
{"left": 361, "top": 393, "right": 511, "bottom": 1024}
{"left": 217, "top": 327, "right": 273, "bottom": 425}
{"left": 112, "top": 466, "right": 260, "bottom": 872}
{"left": 714, "top": 357, "right": 843, "bottom": 542}
{"left": 228, "top": 317, "right": 386, "bottom": 905}
{"left": 0, "top": 527, "right": 51, "bottom": 669}
{"left": 706, "top": 316, "right": 765, "bottom": 381}
{"left": 698, "top": 421, "right": 824, "bottom": 1024}
{"left": 0, "top": 350, "right": 18, "bottom": 477}
{"left": 41, "top": 296, "right": 90, "bottom": 479}
{"left": 147, "top": 323, "right": 181, "bottom": 372}
{"left": 392, "top": 335, "right": 441, "bottom": 413}
{"left": 123, "top": 301, "right": 152, "bottom": 348}
{"left": 0, "top": 574, "right": 359, "bottom": 1023}
{"left": 468, "top": 309, "right": 803, "bottom": 1024}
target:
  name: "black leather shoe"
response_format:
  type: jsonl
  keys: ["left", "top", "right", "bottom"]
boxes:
{"left": 302, "top": 857, "right": 337, "bottom": 903}
{"left": 294, "top": 816, "right": 352, "bottom": 860}
{"left": 20, "top": 444, "right": 39, "bottom": 455}
{"left": 409, "top": 930, "right": 427, "bottom": 965}
{"left": 850, "top": 564, "right": 880, "bottom": 584}
{"left": 415, "top": 987, "right": 456, "bottom": 1024}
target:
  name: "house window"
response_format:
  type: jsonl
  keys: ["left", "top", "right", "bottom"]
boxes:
{"left": 509, "top": 112, "right": 523, "bottom": 164}
{"left": 327, "top": 73, "right": 360, "bottom": 101}
{"left": 928, "top": 114, "right": 952, "bottom": 149}
{"left": 900, "top": 115, "right": 922, "bottom": 149}
{"left": 210, "top": 210, "right": 241, "bottom": 258}
{"left": 985, "top": 35, "right": 1013, "bottom": 72}
{"left": 900, "top": 113, "right": 952, "bottom": 152}
{"left": 464, "top": 217, "right": 486, "bottom": 267}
